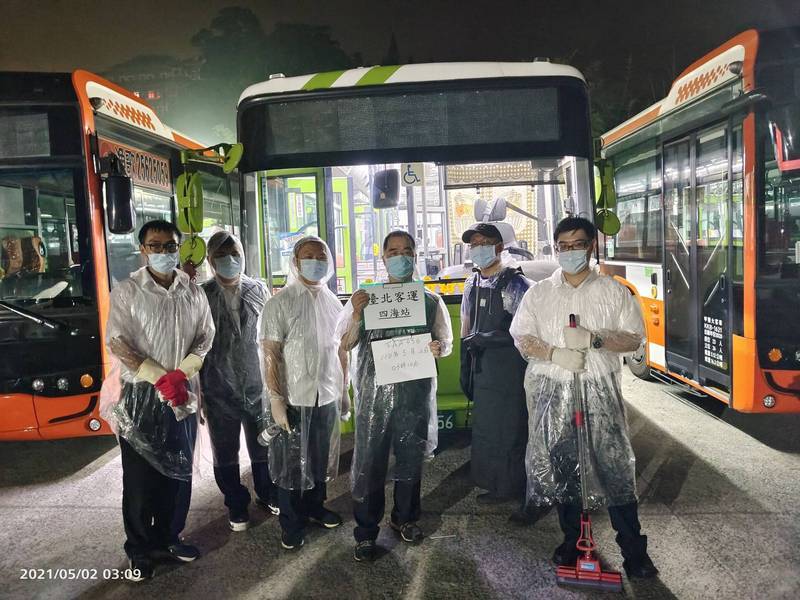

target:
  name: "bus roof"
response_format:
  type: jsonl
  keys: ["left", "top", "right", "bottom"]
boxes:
{"left": 72, "top": 70, "right": 204, "bottom": 149}
{"left": 239, "top": 61, "right": 585, "bottom": 105}
{"left": 600, "top": 29, "right": 759, "bottom": 153}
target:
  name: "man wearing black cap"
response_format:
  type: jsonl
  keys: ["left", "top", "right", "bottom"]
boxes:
{"left": 460, "top": 223, "right": 535, "bottom": 522}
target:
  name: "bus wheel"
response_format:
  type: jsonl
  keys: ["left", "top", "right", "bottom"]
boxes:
{"left": 626, "top": 345, "right": 652, "bottom": 380}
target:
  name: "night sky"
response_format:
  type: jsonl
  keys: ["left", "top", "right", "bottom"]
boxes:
{"left": 3, "top": 0, "right": 799, "bottom": 132}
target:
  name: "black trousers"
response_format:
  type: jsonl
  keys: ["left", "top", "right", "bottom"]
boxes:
{"left": 207, "top": 405, "right": 276, "bottom": 513}
{"left": 120, "top": 437, "right": 180, "bottom": 559}
{"left": 557, "top": 502, "right": 649, "bottom": 561}
{"left": 352, "top": 405, "right": 427, "bottom": 542}
{"left": 276, "top": 402, "right": 336, "bottom": 539}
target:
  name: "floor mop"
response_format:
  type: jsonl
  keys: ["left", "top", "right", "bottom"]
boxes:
{"left": 555, "top": 314, "right": 623, "bottom": 593}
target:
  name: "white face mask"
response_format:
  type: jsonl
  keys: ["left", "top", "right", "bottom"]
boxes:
{"left": 214, "top": 255, "right": 242, "bottom": 279}
{"left": 148, "top": 252, "right": 179, "bottom": 274}
{"left": 558, "top": 249, "right": 590, "bottom": 275}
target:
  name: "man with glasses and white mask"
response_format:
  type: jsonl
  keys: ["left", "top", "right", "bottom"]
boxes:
{"left": 100, "top": 219, "right": 215, "bottom": 581}
{"left": 459, "top": 223, "right": 536, "bottom": 524}
{"left": 509, "top": 216, "right": 658, "bottom": 579}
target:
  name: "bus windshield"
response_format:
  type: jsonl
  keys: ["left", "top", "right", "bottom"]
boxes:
{"left": 0, "top": 168, "right": 91, "bottom": 306}
{"left": 262, "top": 157, "right": 591, "bottom": 293}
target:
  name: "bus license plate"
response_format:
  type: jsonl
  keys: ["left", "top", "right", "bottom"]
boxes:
{"left": 437, "top": 411, "right": 455, "bottom": 431}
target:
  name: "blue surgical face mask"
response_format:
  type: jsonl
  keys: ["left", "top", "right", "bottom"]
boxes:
{"left": 471, "top": 245, "right": 498, "bottom": 270}
{"left": 299, "top": 259, "right": 328, "bottom": 282}
{"left": 148, "top": 251, "right": 179, "bottom": 275}
{"left": 214, "top": 255, "right": 242, "bottom": 279}
{"left": 385, "top": 255, "right": 415, "bottom": 279}
{"left": 558, "top": 249, "right": 590, "bottom": 275}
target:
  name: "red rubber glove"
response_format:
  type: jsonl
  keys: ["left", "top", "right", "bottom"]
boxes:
{"left": 155, "top": 370, "right": 189, "bottom": 406}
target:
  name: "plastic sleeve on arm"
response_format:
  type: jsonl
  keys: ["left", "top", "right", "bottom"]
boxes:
{"left": 135, "top": 357, "right": 168, "bottom": 385}
{"left": 187, "top": 293, "right": 216, "bottom": 360}
{"left": 178, "top": 353, "right": 204, "bottom": 379}
{"left": 516, "top": 335, "right": 554, "bottom": 361}
{"left": 108, "top": 336, "right": 147, "bottom": 373}
{"left": 336, "top": 299, "right": 363, "bottom": 352}
{"left": 432, "top": 294, "right": 454, "bottom": 357}
{"left": 593, "top": 329, "right": 644, "bottom": 353}
{"left": 262, "top": 339, "right": 286, "bottom": 401}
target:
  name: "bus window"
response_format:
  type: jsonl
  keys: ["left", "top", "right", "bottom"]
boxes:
{"left": 263, "top": 174, "right": 320, "bottom": 287}
{"left": 762, "top": 135, "right": 800, "bottom": 281}
{"left": 607, "top": 144, "right": 662, "bottom": 262}
{"left": 0, "top": 169, "right": 88, "bottom": 303}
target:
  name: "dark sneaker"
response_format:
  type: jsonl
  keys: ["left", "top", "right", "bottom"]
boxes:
{"left": 229, "top": 507, "right": 250, "bottom": 532}
{"left": 354, "top": 540, "right": 377, "bottom": 562}
{"left": 280, "top": 531, "right": 305, "bottom": 551}
{"left": 552, "top": 541, "right": 581, "bottom": 566}
{"left": 623, "top": 554, "right": 659, "bottom": 579}
{"left": 476, "top": 492, "right": 510, "bottom": 505}
{"left": 508, "top": 504, "right": 551, "bottom": 526}
{"left": 167, "top": 543, "right": 200, "bottom": 562}
{"left": 127, "top": 557, "right": 154, "bottom": 582}
{"left": 255, "top": 497, "right": 280, "bottom": 516}
{"left": 309, "top": 508, "right": 343, "bottom": 529}
{"left": 390, "top": 520, "right": 424, "bottom": 543}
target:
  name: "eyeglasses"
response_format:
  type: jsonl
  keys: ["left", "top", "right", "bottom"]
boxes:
{"left": 556, "top": 239, "right": 591, "bottom": 252}
{"left": 145, "top": 242, "right": 179, "bottom": 253}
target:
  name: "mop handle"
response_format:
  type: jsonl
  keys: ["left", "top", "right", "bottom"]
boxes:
{"left": 570, "top": 313, "right": 591, "bottom": 512}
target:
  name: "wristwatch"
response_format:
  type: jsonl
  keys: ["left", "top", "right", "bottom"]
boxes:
{"left": 591, "top": 334, "right": 604, "bottom": 349}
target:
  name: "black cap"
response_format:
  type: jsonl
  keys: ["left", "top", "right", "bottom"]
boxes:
{"left": 461, "top": 223, "right": 503, "bottom": 243}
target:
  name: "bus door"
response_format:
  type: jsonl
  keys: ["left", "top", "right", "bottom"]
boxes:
{"left": 261, "top": 169, "right": 325, "bottom": 290}
{"left": 663, "top": 125, "right": 732, "bottom": 388}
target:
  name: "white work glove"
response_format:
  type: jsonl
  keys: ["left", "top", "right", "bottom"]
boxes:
{"left": 270, "top": 394, "right": 290, "bottom": 432}
{"left": 564, "top": 325, "right": 592, "bottom": 351}
{"left": 551, "top": 347, "right": 586, "bottom": 372}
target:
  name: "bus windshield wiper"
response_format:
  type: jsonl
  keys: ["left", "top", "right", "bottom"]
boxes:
{"left": 0, "top": 300, "right": 76, "bottom": 334}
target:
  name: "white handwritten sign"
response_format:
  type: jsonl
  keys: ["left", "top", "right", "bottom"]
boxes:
{"left": 371, "top": 333, "right": 436, "bottom": 386}
{"left": 363, "top": 281, "right": 426, "bottom": 331}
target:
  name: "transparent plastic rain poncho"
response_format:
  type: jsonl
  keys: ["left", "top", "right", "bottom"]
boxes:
{"left": 259, "top": 236, "right": 344, "bottom": 491}
{"left": 509, "top": 267, "right": 645, "bottom": 509}
{"left": 200, "top": 231, "right": 271, "bottom": 467}
{"left": 338, "top": 280, "right": 453, "bottom": 502}
{"left": 99, "top": 267, "right": 215, "bottom": 480}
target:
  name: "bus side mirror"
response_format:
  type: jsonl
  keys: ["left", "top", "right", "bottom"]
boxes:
{"left": 105, "top": 174, "right": 135, "bottom": 234}
{"left": 372, "top": 169, "right": 400, "bottom": 208}
{"left": 594, "top": 160, "right": 620, "bottom": 236}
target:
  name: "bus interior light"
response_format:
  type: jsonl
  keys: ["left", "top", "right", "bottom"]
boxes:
{"left": 32, "top": 379, "right": 45, "bottom": 392}
{"left": 56, "top": 377, "right": 69, "bottom": 391}
{"left": 767, "top": 348, "right": 783, "bottom": 362}
{"left": 762, "top": 395, "right": 777, "bottom": 409}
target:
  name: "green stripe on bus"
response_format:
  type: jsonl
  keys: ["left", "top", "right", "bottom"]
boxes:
{"left": 356, "top": 65, "right": 402, "bottom": 86}
{"left": 302, "top": 70, "right": 346, "bottom": 90}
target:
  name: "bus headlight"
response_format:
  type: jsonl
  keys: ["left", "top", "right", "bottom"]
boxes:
{"left": 32, "top": 379, "right": 45, "bottom": 392}
{"left": 767, "top": 348, "right": 783, "bottom": 362}
{"left": 762, "top": 395, "right": 776, "bottom": 409}
{"left": 795, "top": 350, "right": 800, "bottom": 363}
{"left": 57, "top": 377, "right": 69, "bottom": 391}
{"left": 88, "top": 419, "right": 102, "bottom": 431}
{"left": 80, "top": 374, "right": 94, "bottom": 389}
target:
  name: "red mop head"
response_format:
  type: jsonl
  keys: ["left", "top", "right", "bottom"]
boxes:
{"left": 555, "top": 512, "right": 623, "bottom": 592}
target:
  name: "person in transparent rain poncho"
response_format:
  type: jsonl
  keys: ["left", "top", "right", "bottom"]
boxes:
{"left": 259, "top": 236, "right": 345, "bottom": 551}
{"left": 459, "top": 222, "right": 539, "bottom": 525}
{"left": 338, "top": 231, "right": 453, "bottom": 563}
{"left": 509, "top": 217, "right": 658, "bottom": 580}
{"left": 99, "top": 220, "right": 215, "bottom": 581}
{"left": 199, "top": 231, "right": 279, "bottom": 532}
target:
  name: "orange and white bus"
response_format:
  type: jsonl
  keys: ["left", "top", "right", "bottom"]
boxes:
{"left": 0, "top": 71, "right": 239, "bottom": 439}
{"left": 598, "top": 28, "right": 800, "bottom": 412}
